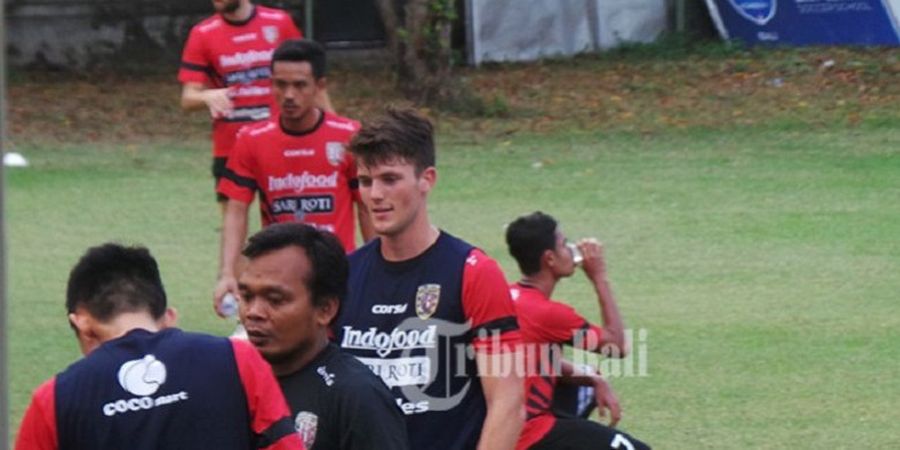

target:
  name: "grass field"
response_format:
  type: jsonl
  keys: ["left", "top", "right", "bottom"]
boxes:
{"left": 6, "top": 45, "right": 900, "bottom": 448}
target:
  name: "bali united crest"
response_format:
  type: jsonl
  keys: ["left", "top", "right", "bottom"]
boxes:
{"left": 326, "top": 142, "right": 345, "bottom": 167}
{"left": 294, "top": 411, "right": 318, "bottom": 449}
{"left": 727, "top": 0, "right": 777, "bottom": 26}
{"left": 262, "top": 25, "right": 279, "bottom": 44}
{"left": 415, "top": 284, "right": 441, "bottom": 320}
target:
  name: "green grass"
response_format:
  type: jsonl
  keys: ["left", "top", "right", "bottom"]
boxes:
{"left": 7, "top": 122, "right": 900, "bottom": 448}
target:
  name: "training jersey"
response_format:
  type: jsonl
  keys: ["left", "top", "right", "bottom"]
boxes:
{"left": 509, "top": 283, "right": 605, "bottom": 450}
{"left": 277, "top": 343, "right": 409, "bottom": 450}
{"left": 217, "top": 111, "right": 361, "bottom": 251}
{"left": 333, "top": 232, "right": 521, "bottom": 450}
{"left": 15, "top": 328, "right": 301, "bottom": 450}
{"left": 179, "top": 5, "right": 302, "bottom": 158}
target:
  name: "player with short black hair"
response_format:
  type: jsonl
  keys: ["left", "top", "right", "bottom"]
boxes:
{"left": 333, "top": 107, "right": 524, "bottom": 450}
{"left": 179, "top": 0, "right": 334, "bottom": 207}
{"left": 270, "top": 39, "right": 327, "bottom": 79}
{"left": 214, "top": 38, "right": 372, "bottom": 316}
{"left": 16, "top": 243, "right": 301, "bottom": 450}
{"left": 506, "top": 212, "right": 650, "bottom": 450}
{"left": 239, "top": 223, "right": 409, "bottom": 450}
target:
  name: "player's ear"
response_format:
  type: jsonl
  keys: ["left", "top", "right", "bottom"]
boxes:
{"left": 315, "top": 76, "right": 327, "bottom": 91}
{"left": 68, "top": 311, "right": 101, "bottom": 355}
{"left": 418, "top": 167, "right": 437, "bottom": 192}
{"left": 316, "top": 297, "right": 340, "bottom": 326}
{"left": 542, "top": 248, "right": 557, "bottom": 270}
{"left": 159, "top": 307, "right": 179, "bottom": 328}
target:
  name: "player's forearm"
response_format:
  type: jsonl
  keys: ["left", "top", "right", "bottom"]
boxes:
{"left": 476, "top": 352, "right": 525, "bottom": 450}
{"left": 477, "top": 395, "right": 524, "bottom": 450}
{"left": 591, "top": 274, "right": 628, "bottom": 357}
{"left": 220, "top": 201, "right": 249, "bottom": 278}
{"left": 558, "top": 359, "right": 601, "bottom": 386}
{"left": 180, "top": 84, "right": 209, "bottom": 111}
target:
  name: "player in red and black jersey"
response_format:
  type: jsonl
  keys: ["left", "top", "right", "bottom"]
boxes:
{"left": 214, "top": 39, "right": 373, "bottom": 315}
{"left": 15, "top": 243, "right": 301, "bottom": 450}
{"left": 505, "top": 212, "right": 650, "bottom": 450}
{"left": 332, "top": 108, "right": 524, "bottom": 450}
{"left": 178, "top": 0, "right": 333, "bottom": 207}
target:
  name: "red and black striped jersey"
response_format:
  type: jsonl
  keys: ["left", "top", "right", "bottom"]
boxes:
{"left": 179, "top": 6, "right": 302, "bottom": 158}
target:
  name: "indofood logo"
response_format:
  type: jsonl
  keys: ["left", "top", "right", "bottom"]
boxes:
{"left": 268, "top": 171, "right": 338, "bottom": 193}
{"left": 102, "top": 355, "right": 189, "bottom": 417}
{"left": 727, "top": 0, "right": 777, "bottom": 25}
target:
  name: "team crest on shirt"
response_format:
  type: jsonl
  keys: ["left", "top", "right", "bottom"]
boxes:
{"left": 294, "top": 411, "right": 318, "bottom": 448}
{"left": 326, "top": 142, "right": 345, "bottom": 167}
{"left": 262, "top": 25, "right": 279, "bottom": 44}
{"left": 415, "top": 284, "right": 441, "bottom": 320}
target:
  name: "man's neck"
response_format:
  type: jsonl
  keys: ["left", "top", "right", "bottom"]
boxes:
{"left": 380, "top": 216, "right": 440, "bottom": 262}
{"left": 222, "top": 1, "right": 254, "bottom": 23}
{"left": 518, "top": 270, "right": 559, "bottom": 298}
{"left": 96, "top": 313, "right": 161, "bottom": 343}
{"left": 272, "top": 334, "right": 329, "bottom": 377}
{"left": 281, "top": 108, "right": 321, "bottom": 134}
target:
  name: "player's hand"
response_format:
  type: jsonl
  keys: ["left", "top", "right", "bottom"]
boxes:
{"left": 203, "top": 88, "right": 234, "bottom": 119}
{"left": 213, "top": 275, "right": 239, "bottom": 318}
{"left": 579, "top": 238, "right": 608, "bottom": 281}
{"left": 593, "top": 376, "right": 621, "bottom": 427}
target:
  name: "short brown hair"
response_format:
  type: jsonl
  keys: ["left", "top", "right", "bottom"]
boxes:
{"left": 349, "top": 107, "right": 435, "bottom": 173}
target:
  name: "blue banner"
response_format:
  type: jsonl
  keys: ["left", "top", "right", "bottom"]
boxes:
{"left": 706, "top": 0, "right": 900, "bottom": 45}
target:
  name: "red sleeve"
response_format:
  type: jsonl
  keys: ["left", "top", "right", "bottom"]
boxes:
{"left": 345, "top": 152, "right": 361, "bottom": 203}
{"left": 534, "top": 301, "right": 603, "bottom": 350}
{"left": 217, "top": 131, "right": 258, "bottom": 203}
{"left": 178, "top": 27, "right": 211, "bottom": 85}
{"left": 15, "top": 378, "right": 57, "bottom": 450}
{"left": 231, "top": 339, "right": 304, "bottom": 450}
{"left": 461, "top": 249, "right": 521, "bottom": 353}
{"left": 284, "top": 16, "right": 303, "bottom": 39}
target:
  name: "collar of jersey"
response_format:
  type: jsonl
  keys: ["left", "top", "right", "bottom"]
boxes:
{"left": 377, "top": 231, "right": 446, "bottom": 273}
{"left": 222, "top": 6, "right": 257, "bottom": 27}
{"left": 279, "top": 109, "right": 325, "bottom": 137}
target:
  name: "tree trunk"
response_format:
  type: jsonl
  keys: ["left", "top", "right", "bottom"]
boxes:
{"left": 374, "top": 0, "right": 459, "bottom": 106}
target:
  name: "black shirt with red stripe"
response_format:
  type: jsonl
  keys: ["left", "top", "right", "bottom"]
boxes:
{"left": 333, "top": 232, "right": 521, "bottom": 450}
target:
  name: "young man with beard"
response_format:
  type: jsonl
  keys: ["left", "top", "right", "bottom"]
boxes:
{"left": 15, "top": 243, "right": 301, "bottom": 450}
{"left": 179, "top": 0, "right": 333, "bottom": 208}
{"left": 332, "top": 108, "right": 525, "bottom": 450}
{"left": 238, "top": 223, "right": 409, "bottom": 450}
{"left": 214, "top": 39, "right": 372, "bottom": 315}
{"left": 505, "top": 211, "right": 650, "bottom": 450}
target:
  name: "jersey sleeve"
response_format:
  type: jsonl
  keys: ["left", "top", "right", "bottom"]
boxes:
{"left": 344, "top": 151, "right": 361, "bottom": 203}
{"left": 534, "top": 301, "right": 603, "bottom": 349}
{"left": 15, "top": 378, "right": 58, "bottom": 450}
{"left": 336, "top": 377, "right": 410, "bottom": 450}
{"left": 178, "top": 27, "right": 211, "bottom": 85}
{"left": 217, "top": 131, "right": 259, "bottom": 203}
{"left": 231, "top": 339, "right": 304, "bottom": 450}
{"left": 283, "top": 15, "right": 303, "bottom": 40}
{"left": 461, "top": 249, "right": 521, "bottom": 353}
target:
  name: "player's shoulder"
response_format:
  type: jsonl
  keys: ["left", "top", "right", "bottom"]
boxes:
{"left": 256, "top": 5, "right": 293, "bottom": 22}
{"left": 192, "top": 14, "right": 224, "bottom": 34}
{"left": 322, "top": 111, "right": 361, "bottom": 134}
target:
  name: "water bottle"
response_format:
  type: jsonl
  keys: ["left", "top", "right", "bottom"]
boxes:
{"left": 219, "top": 293, "right": 239, "bottom": 318}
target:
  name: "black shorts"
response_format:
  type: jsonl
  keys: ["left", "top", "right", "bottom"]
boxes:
{"left": 212, "top": 157, "right": 227, "bottom": 202}
{"left": 530, "top": 418, "right": 651, "bottom": 450}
